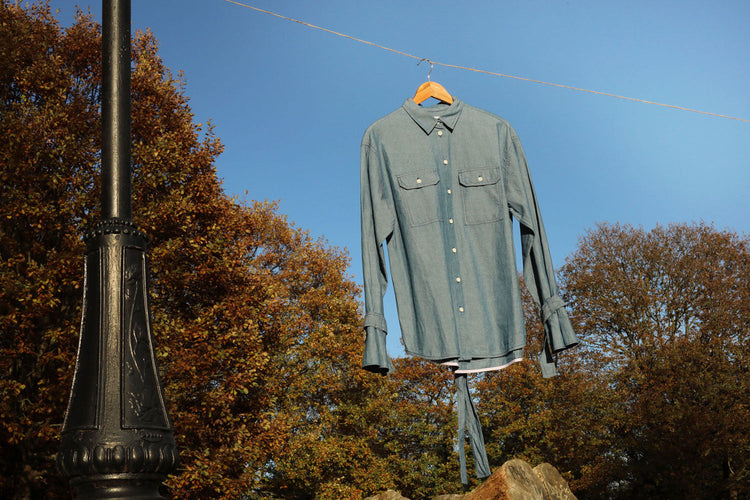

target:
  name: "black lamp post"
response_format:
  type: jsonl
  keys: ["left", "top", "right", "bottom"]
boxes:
{"left": 57, "top": 1, "right": 178, "bottom": 498}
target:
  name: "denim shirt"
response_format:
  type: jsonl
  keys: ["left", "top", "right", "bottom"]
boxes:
{"left": 360, "top": 98, "right": 578, "bottom": 375}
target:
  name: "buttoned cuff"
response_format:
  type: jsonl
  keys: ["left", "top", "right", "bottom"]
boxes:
{"left": 541, "top": 295, "right": 565, "bottom": 323}
{"left": 362, "top": 326, "right": 394, "bottom": 375}
{"left": 363, "top": 312, "right": 388, "bottom": 333}
{"left": 539, "top": 295, "right": 578, "bottom": 378}
{"left": 541, "top": 295, "right": 578, "bottom": 353}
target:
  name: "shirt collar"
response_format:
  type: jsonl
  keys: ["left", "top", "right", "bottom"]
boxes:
{"left": 403, "top": 97, "right": 463, "bottom": 134}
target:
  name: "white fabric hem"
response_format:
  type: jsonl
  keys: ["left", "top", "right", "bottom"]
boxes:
{"left": 442, "top": 356, "right": 524, "bottom": 374}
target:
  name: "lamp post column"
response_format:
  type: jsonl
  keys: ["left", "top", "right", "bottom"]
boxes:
{"left": 57, "top": 1, "right": 178, "bottom": 498}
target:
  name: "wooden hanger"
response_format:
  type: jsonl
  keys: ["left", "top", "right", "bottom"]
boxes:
{"left": 413, "top": 59, "right": 454, "bottom": 105}
{"left": 413, "top": 80, "right": 453, "bottom": 105}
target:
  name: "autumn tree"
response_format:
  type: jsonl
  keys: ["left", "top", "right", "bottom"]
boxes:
{"left": 559, "top": 222, "right": 750, "bottom": 499}
{"left": 474, "top": 223, "right": 749, "bottom": 500}
{"left": 1, "top": 3, "right": 100, "bottom": 498}
{"left": 1, "top": 3, "right": 388, "bottom": 499}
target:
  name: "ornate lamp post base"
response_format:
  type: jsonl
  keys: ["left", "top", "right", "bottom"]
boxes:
{"left": 57, "top": 220, "right": 177, "bottom": 499}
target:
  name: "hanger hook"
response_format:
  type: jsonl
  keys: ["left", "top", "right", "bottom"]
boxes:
{"left": 418, "top": 58, "right": 434, "bottom": 81}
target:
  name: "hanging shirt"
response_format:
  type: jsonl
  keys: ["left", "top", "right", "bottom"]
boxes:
{"left": 361, "top": 97, "right": 577, "bottom": 374}
{"left": 360, "top": 98, "right": 579, "bottom": 484}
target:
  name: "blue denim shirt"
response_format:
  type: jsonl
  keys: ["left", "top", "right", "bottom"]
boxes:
{"left": 361, "top": 98, "right": 578, "bottom": 375}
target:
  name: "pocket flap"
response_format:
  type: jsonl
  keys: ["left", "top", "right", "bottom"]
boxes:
{"left": 458, "top": 167, "right": 501, "bottom": 187}
{"left": 397, "top": 170, "right": 440, "bottom": 190}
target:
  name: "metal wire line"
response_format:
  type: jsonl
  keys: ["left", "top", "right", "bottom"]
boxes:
{"left": 223, "top": 0, "right": 749, "bottom": 123}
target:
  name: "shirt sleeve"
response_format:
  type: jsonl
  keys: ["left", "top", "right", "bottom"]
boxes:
{"left": 503, "top": 125, "right": 578, "bottom": 376}
{"left": 360, "top": 138, "right": 396, "bottom": 375}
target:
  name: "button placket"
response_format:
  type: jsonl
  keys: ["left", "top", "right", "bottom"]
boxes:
{"left": 432, "top": 119, "right": 467, "bottom": 355}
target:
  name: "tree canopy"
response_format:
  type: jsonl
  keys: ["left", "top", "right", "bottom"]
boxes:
{"left": 557, "top": 222, "right": 750, "bottom": 498}
{"left": 0, "top": 3, "right": 389, "bottom": 498}
{"left": 2, "top": 3, "right": 749, "bottom": 500}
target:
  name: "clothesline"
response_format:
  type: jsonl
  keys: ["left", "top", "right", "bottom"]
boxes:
{"left": 222, "top": 0, "right": 749, "bottom": 124}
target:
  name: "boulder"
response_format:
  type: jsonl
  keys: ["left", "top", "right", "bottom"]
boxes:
{"left": 365, "top": 460, "right": 575, "bottom": 500}
{"left": 464, "top": 459, "right": 576, "bottom": 500}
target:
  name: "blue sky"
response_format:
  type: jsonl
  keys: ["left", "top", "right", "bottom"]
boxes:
{"left": 50, "top": 1, "right": 749, "bottom": 358}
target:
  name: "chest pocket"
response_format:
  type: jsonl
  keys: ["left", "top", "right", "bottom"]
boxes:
{"left": 458, "top": 167, "right": 504, "bottom": 225}
{"left": 397, "top": 169, "right": 442, "bottom": 227}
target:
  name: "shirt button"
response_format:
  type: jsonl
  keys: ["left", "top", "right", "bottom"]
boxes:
{"left": 443, "top": 159, "right": 448, "bottom": 165}
{"left": 437, "top": 130, "right": 443, "bottom": 136}
{"left": 477, "top": 176, "right": 483, "bottom": 182}
{"left": 447, "top": 189, "right": 452, "bottom": 194}
{"left": 456, "top": 277, "right": 461, "bottom": 283}
{"left": 459, "top": 306, "right": 465, "bottom": 313}
{"left": 416, "top": 178, "right": 422, "bottom": 184}
{"left": 449, "top": 218, "right": 454, "bottom": 224}
{"left": 452, "top": 247, "right": 457, "bottom": 253}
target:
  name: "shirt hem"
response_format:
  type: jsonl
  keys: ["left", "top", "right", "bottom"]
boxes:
{"left": 442, "top": 356, "right": 524, "bottom": 374}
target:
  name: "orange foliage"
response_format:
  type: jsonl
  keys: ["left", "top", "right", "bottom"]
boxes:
{"left": 0, "top": 3, "right": 385, "bottom": 499}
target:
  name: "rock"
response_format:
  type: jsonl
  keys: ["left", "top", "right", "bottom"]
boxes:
{"left": 533, "top": 463, "right": 577, "bottom": 500}
{"left": 364, "top": 490, "right": 410, "bottom": 500}
{"left": 464, "top": 459, "right": 576, "bottom": 500}
{"left": 465, "top": 459, "right": 544, "bottom": 500}
{"left": 364, "top": 460, "right": 575, "bottom": 500}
